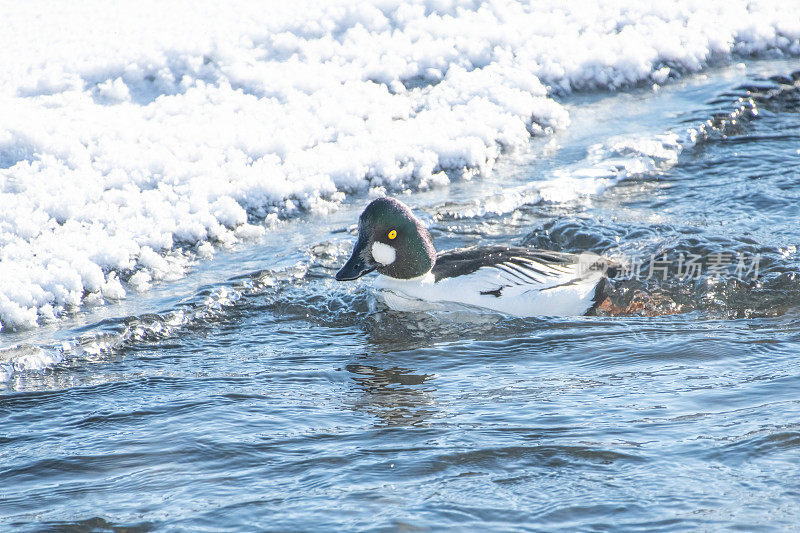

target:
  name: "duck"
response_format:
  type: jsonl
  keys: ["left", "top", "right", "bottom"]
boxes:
{"left": 335, "top": 197, "right": 616, "bottom": 316}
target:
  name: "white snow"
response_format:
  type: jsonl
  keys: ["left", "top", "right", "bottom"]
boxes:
{"left": 1, "top": 0, "right": 799, "bottom": 330}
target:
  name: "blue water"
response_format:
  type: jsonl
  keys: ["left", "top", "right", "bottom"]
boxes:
{"left": 2, "top": 60, "right": 800, "bottom": 531}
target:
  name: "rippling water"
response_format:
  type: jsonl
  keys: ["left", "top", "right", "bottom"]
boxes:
{"left": 2, "top": 61, "right": 800, "bottom": 531}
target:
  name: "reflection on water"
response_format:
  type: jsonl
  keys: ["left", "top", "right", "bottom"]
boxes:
{"left": 346, "top": 363, "right": 437, "bottom": 427}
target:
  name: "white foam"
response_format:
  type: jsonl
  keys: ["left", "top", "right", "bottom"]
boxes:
{"left": 0, "top": 0, "right": 799, "bottom": 330}
{"left": 538, "top": 132, "right": 685, "bottom": 203}
{"left": 0, "top": 345, "right": 64, "bottom": 381}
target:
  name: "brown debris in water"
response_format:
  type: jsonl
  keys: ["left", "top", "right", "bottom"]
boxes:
{"left": 596, "top": 289, "right": 684, "bottom": 317}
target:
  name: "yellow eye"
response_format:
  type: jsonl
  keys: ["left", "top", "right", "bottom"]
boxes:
{"left": 388, "top": 230, "right": 397, "bottom": 240}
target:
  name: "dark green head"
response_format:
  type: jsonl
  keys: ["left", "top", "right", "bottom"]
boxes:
{"left": 336, "top": 197, "right": 436, "bottom": 281}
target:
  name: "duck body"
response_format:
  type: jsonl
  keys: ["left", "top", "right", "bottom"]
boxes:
{"left": 336, "top": 197, "right": 614, "bottom": 317}
{"left": 374, "top": 246, "right": 609, "bottom": 316}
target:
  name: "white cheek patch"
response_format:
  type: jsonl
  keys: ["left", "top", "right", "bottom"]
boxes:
{"left": 371, "top": 241, "right": 396, "bottom": 266}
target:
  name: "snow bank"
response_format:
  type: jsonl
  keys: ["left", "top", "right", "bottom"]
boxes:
{"left": 1, "top": 0, "right": 799, "bottom": 330}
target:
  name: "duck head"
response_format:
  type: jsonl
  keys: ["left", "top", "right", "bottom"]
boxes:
{"left": 336, "top": 197, "right": 436, "bottom": 281}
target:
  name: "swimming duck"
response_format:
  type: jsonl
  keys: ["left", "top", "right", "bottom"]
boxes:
{"left": 336, "top": 197, "right": 615, "bottom": 316}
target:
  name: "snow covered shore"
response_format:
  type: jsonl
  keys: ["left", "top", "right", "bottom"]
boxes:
{"left": 1, "top": 0, "right": 798, "bottom": 329}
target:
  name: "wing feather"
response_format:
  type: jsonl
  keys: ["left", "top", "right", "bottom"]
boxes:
{"left": 432, "top": 246, "right": 612, "bottom": 299}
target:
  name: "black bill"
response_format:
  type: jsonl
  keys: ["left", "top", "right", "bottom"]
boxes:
{"left": 335, "top": 236, "right": 378, "bottom": 281}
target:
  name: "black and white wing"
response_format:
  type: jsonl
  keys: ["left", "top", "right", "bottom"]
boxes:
{"left": 432, "top": 246, "right": 614, "bottom": 297}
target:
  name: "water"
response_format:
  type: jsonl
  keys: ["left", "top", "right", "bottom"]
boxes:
{"left": 2, "top": 60, "right": 800, "bottom": 531}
